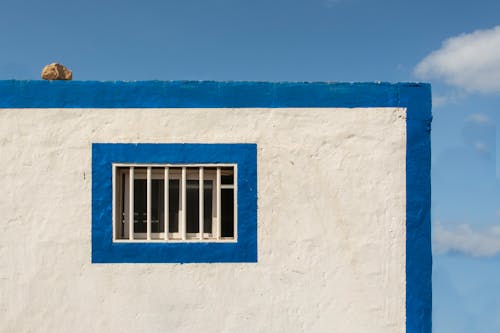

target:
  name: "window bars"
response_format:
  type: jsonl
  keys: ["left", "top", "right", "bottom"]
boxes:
{"left": 113, "top": 164, "right": 237, "bottom": 242}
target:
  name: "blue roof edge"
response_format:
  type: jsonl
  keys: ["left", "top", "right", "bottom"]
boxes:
{"left": 0, "top": 80, "right": 430, "bottom": 111}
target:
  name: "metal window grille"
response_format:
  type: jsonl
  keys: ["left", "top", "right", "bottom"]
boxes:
{"left": 112, "top": 164, "right": 237, "bottom": 242}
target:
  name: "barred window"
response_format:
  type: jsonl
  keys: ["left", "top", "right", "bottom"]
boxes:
{"left": 113, "top": 164, "right": 236, "bottom": 242}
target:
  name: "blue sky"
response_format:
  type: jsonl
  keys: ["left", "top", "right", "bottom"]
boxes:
{"left": 1, "top": 0, "right": 499, "bottom": 331}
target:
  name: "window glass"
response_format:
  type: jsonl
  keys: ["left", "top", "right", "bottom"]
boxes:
{"left": 204, "top": 180, "right": 213, "bottom": 233}
{"left": 221, "top": 188, "right": 234, "bottom": 237}
{"left": 169, "top": 179, "right": 180, "bottom": 233}
{"left": 186, "top": 180, "right": 199, "bottom": 234}
{"left": 117, "top": 170, "right": 127, "bottom": 239}
{"left": 151, "top": 179, "right": 164, "bottom": 234}
{"left": 134, "top": 179, "right": 147, "bottom": 237}
{"left": 221, "top": 167, "right": 234, "bottom": 185}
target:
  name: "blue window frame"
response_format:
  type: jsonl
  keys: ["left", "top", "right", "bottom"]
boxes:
{"left": 92, "top": 143, "right": 257, "bottom": 263}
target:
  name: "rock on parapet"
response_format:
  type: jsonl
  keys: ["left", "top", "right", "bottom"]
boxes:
{"left": 41, "top": 63, "right": 72, "bottom": 80}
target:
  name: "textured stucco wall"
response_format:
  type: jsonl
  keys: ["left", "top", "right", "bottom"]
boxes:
{"left": 0, "top": 107, "right": 407, "bottom": 332}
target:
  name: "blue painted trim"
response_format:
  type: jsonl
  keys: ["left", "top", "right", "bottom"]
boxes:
{"left": 1, "top": 81, "right": 431, "bottom": 332}
{"left": 4, "top": 80, "right": 407, "bottom": 109}
{"left": 92, "top": 143, "right": 258, "bottom": 263}
{"left": 400, "top": 85, "right": 432, "bottom": 333}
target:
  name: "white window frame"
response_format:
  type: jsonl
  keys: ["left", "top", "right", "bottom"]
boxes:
{"left": 112, "top": 164, "right": 237, "bottom": 243}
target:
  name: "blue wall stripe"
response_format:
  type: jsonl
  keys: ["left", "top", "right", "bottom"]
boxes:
{"left": 399, "top": 84, "right": 432, "bottom": 333}
{"left": 0, "top": 80, "right": 431, "bottom": 332}
{"left": 1, "top": 80, "right": 405, "bottom": 108}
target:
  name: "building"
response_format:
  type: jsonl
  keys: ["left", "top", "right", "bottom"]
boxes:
{"left": 0, "top": 81, "right": 431, "bottom": 332}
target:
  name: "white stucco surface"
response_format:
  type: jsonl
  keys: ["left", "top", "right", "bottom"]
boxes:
{"left": 0, "top": 107, "right": 407, "bottom": 332}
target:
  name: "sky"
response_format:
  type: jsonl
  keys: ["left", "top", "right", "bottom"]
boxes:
{"left": 1, "top": 0, "right": 499, "bottom": 331}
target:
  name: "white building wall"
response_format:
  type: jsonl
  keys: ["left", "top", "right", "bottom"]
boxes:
{"left": 0, "top": 107, "right": 406, "bottom": 332}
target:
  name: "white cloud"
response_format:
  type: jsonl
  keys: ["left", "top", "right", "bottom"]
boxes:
{"left": 474, "top": 141, "right": 489, "bottom": 153}
{"left": 432, "top": 91, "right": 466, "bottom": 107}
{"left": 434, "top": 223, "right": 500, "bottom": 257}
{"left": 415, "top": 26, "right": 500, "bottom": 93}
{"left": 466, "top": 113, "right": 492, "bottom": 124}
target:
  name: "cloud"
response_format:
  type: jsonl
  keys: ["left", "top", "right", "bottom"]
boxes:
{"left": 461, "top": 113, "right": 496, "bottom": 156}
{"left": 474, "top": 141, "right": 489, "bottom": 153}
{"left": 432, "top": 90, "right": 466, "bottom": 107}
{"left": 434, "top": 223, "right": 500, "bottom": 257}
{"left": 414, "top": 26, "right": 500, "bottom": 93}
{"left": 466, "top": 113, "right": 492, "bottom": 125}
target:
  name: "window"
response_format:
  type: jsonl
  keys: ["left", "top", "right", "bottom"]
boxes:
{"left": 92, "top": 143, "right": 257, "bottom": 263}
{"left": 113, "top": 164, "right": 237, "bottom": 242}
